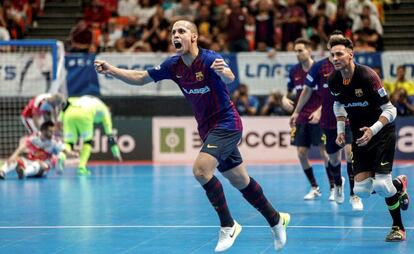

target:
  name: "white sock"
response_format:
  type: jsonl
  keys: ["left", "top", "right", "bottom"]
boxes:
{"left": 24, "top": 162, "right": 41, "bottom": 177}
{"left": 1, "top": 162, "right": 17, "bottom": 174}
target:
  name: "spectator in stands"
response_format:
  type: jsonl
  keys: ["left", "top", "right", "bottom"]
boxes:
{"left": 115, "top": 17, "right": 151, "bottom": 52}
{"left": 117, "top": 0, "right": 137, "bottom": 18}
{"left": 143, "top": 5, "right": 170, "bottom": 52}
{"left": 0, "top": 12, "right": 11, "bottom": 41}
{"left": 307, "top": 3, "right": 333, "bottom": 50}
{"left": 280, "top": 0, "right": 306, "bottom": 51}
{"left": 309, "top": 0, "right": 337, "bottom": 22}
{"left": 352, "top": 5, "right": 383, "bottom": 37}
{"left": 134, "top": 0, "right": 158, "bottom": 26}
{"left": 194, "top": 4, "right": 216, "bottom": 49}
{"left": 390, "top": 88, "right": 414, "bottom": 116}
{"left": 261, "top": 90, "right": 288, "bottom": 116}
{"left": 84, "top": 0, "right": 110, "bottom": 27}
{"left": 384, "top": 65, "right": 414, "bottom": 97}
{"left": 252, "top": 0, "right": 275, "bottom": 52}
{"left": 346, "top": 0, "right": 379, "bottom": 21}
{"left": 99, "top": 0, "right": 118, "bottom": 16}
{"left": 353, "top": 37, "right": 376, "bottom": 52}
{"left": 99, "top": 17, "right": 123, "bottom": 52}
{"left": 2, "top": 0, "right": 25, "bottom": 38}
{"left": 232, "top": 83, "right": 260, "bottom": 116}
{"left": 171, "top": 0, "right": 196, "bottom": 22}
{"left": 221, "top": 0, "right": 249, "bottom": 52}
{"left": 69, "top": 19, "right": 94, "bottom": 53}
{"left": 352, "top": 16, "right": 382, "bottom": 51}
{"left": 331, "top": 4, "right": 353, "bottom": 38}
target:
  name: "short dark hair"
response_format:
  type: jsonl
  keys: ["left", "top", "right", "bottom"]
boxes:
{"left": 40, "top": 121, "right": 55, "bottom": 132}
{"left": 330, "top": 30, "right": 344, "bottom": 37}
{"left": 328, "top": 36, "right": 354, "bottom": 50}
{"left": 294, "top": 38, "right": 312, "bottom": 48}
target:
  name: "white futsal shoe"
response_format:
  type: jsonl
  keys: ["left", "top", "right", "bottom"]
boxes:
{"left": 334, "top": 177, "right": 345, "bottom": 204}
{"left": 214, "top": 220, "right": 242, "bottom": 252}
{"left": 304, "top": 186, "right": 322, "bottom": 200}
{"left": 350, "top": 195, "right": 364, "bottom": 211}
{"left": 271, "top": 212, "right": 290, "bottom": 251}
{"left": 328, "top": 188, "right": 335, "bottom": 201}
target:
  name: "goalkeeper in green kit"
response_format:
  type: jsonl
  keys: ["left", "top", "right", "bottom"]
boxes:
{"left": 60, "top": 95, "right": 122, "bottom": 175}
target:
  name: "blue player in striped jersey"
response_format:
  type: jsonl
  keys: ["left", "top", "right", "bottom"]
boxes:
{"left": 290, "top": 31, "right": 364, "bottom": 211}
{"left": 94, "top": 20, "right": 290, "bottom": 252}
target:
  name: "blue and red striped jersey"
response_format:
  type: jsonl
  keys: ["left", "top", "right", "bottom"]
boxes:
{"left": 147, "top": 48, "right": 242, "bottom": 140}
{"left": 305, "top": 58, "right": 337, "bottom": 129}
{"left": 288, "top": 63, "right": 321, "bottom": 124}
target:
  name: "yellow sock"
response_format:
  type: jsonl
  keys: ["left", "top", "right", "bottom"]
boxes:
{"left": 79, "top": 143, "right": 92, "bottom": 169}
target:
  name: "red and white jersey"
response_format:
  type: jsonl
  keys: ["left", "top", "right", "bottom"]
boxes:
{"left": 21, "top": 93, "right": 54, "bottom": 118}
{"left": 25, "top": 132, "right": 64, "bottom": 162}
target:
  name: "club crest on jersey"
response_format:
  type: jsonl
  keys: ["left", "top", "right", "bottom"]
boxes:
{"left": 355, "top": 89, "right": 363, "bottom": 97}
{"left": 195, "top": 71, "right": 204, "bottom": 81}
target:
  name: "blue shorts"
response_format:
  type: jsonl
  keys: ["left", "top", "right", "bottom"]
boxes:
{"left": 200, "top": 128, "right": 243, "bottom": 172}
{"left": 290, "top": 123, "right": 324, "bottom": 147}
{"left": 322, "top": 126, "right": 353, "bottom": 154}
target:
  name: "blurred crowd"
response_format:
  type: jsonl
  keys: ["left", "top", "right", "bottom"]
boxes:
{"left": 69, "top": 0, "right": 389, "bottom": 53}
{"left": 0, "top": 0, "right": 401, "bottom": 53}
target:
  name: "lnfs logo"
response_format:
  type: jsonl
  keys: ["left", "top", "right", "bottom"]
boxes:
{"left": 160, "top": 128, "right": 185, "bottom": 153}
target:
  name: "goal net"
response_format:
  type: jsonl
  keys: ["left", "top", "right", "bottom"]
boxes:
{"left": 0, "top": 39, "right": 65, "bottom": 159}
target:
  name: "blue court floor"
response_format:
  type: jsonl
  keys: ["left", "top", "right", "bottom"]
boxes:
{"left": 0, "top": 163, "right": 413, "bottom": 254}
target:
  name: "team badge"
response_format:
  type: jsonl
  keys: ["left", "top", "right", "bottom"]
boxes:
{"left": 195, "top": 71, "right": 204, "bottom": 81}
{"left": 355, "top": 89, "right": 363, "bottom": 97}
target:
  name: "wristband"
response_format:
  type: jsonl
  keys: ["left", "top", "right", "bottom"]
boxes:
{"left": 369, "top": 121, "right": 384, "bottom": 136}
{"left": 337, "top": 121, "right": 345, "bottom": 135}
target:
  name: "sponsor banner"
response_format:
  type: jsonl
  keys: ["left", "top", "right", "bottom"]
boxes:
{"left": 381, "top": 51, "right": 414, "bottom": 80}
{"left": 153, "top": 116, "right": 297, "bottom": 163}
{"left": 89, "top": 118, "right": 152, "bottom": 161}
{"left": 395, "top": 117, "right": 414, "bottom": 160}
{"left": 0, "top": 53, "right": 54, "bottom": 96}
{"left": 236, "top": 52, "right": 299, "bottom": 95}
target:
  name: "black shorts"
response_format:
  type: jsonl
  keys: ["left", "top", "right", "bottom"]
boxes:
{"left": 352, "top": 125, "right": 396, "bottom": 175}
{"left": 200, "top": 128, "right": 243, "bottom": 172}
{"left": 323, "top": 126, "right": 353, "bottom": 154}
{"left": 290, "top": 123, "right": 324, "bottom": 147}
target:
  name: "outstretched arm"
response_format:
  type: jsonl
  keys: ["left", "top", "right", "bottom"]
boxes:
{"left": 94, "top": 60, "right": 154, "bottom": 86}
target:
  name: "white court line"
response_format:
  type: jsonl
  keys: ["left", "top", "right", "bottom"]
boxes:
{"left": 0, "top": 225, "right": 412, "bottom": 230}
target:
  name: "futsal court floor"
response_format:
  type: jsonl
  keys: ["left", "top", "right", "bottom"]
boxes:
{"left": 0, "top": 162, "right": 412, "bottom": 254}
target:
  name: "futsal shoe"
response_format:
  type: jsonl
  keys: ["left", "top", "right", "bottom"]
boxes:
{"left": 385, "top": 226, "right": 406, "bottom": 242}
{"left": 328, "top": 188, "right": 335, "bottom": 201}
{"left": 396, "top": 175, "right": 409, "bottom": 211}
{"left": 303, "top": 187, "right": 322, "bottom": 200}
{"left": 214, "top": 220, "right": 242, "bottom": 252}
{"left": 349, "top": 195, "right": 364, "bottom": 211}
{"left": 0, "top": 170, "right": 5, "bottom": 180}
{"left": 77, "top": 167, "right": 91, "bottom": 176}
{"left": 271, "top": 212, "right": 290, "bottom": 251}
{"left": 334, "top": 177, "right": 345, "bottom": 204}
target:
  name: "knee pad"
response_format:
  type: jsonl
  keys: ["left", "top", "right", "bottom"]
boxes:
{"left": 354, "top": 177, "right": 374, "bottom": 198}
{"left": 373, "top": 174, "right": 397, "bottom": 198}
